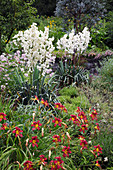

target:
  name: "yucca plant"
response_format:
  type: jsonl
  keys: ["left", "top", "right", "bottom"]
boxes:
{"left": 10, "top": 66, "right": 57, "bottom": 107}
{"left": 54, "top": 60, "right": 89, "bottom": 88}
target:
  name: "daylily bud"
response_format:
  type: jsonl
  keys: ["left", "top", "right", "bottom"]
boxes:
{"left": 16, "top": 161, "right": 21, "bottom": 169}
{"left": 66, "top": 132, "right": 71, "bottom": 140}
{"left": 26, "top": 138, "right": 29, "bottom": 147}
{"left": 62, "top": 122, "right": 68, "bottom": 128}
{"left": 42, "top": 128, "right": 44, "bottom": 137}
{"left": 33, "top": 112, "right": 35, "bottom": 121}
{"left": 40, "top": 165, "right": 43, "bottom": 170}
{"left": 49, "top": 150, "right": 51, "bottom": 159}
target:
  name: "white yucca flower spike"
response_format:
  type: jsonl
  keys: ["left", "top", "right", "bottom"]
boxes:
{"left": 57, "top": 27, "right": 91, "bottom": 56}
{"left": 13, "top": 23, "right": 55, "bottom": 76}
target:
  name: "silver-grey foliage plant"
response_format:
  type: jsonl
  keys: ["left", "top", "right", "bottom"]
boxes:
{"left": 55, "top": 0, "right": 106, "bottom": 32}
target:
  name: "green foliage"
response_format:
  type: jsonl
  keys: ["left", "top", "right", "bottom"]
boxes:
{"left": 32, "top": 0, "right": 56, "bottom": 16}
{"left": 59, "top": 86, "right": 78, "bottom": 97}
{"left": 10, "top": 67, "right": 57, "bottom": 106}
{"left": 54, "top": 60, "right": 89, "bottom": 88}
{"left": 0, "top": 96, "right": 103, "bottom": 169}
{"left": 105, "top": 11, "right": 113, "bottom": 48}
{"left": 103, "top": 0, "right": 113, "bottom": 12}
{"left": 99, "top": 58, "right": 113, "bottom": 91}
{"left": 58, "top": 86, "right": 91, "bottom": 113}
{"left": 0, "top": 0, "right": 37, "bottom": 53}
{"left": 90, "top": 20, "right": 109, "bottom": 50}
{"left": 96, "top": 130, "right": 113, "bottom": 168}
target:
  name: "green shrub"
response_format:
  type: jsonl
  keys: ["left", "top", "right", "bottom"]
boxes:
{"left": 89, "top": 20, "right": 108, "bottom": 50}
{"left": 105, "top": 11, "right": 113, "bottom": 48}
{"left": 59, "top": 86, "right": 78, "bottom": 97}
{"left": 99, "top": 58, "right": 113, "bottom": 91}
{"left": 58, "top": 86, "right": 91, "bottom": 113}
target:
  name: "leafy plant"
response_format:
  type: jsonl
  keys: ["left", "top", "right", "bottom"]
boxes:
{"left": 58, "top": 86, "right": 91, "bottom": 113}
{"left": 105, "top": 11, "right": 113, "bottom": 48}
{"left": 11, "top": 67, "right": 57, "bottom": 106}
{"left": 54, "top": 60, "right": 89, "bottom": 88}
{"left": 0, "top": 0, "right": 37, "bottom": 54}
{"left": 0, "top": 98, "right": 104, "bottom": 169}
{"left": 90, "top": 20, "right": 108, "bottom": 50}
{"left": 99, "top": 58, "right": 113, "bottom": 91}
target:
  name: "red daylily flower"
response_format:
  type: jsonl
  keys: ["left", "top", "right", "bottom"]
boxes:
{"left": 90, "top": 109, "right": 98, "bottom": 120}
{"left": 55, "top": 157, "right": 64, "bottom": 169}
{"left": 34, "top": 95, "right": 39, "bottom": 101}
{"left": 78, "top": 135, "right": 85, "bottom": 140}
{"left": 23, "top": 160, "right": 34, "bottom": 170}
{"left": 79, "top": 124, "right": 88, "bottom": 133}
{"left": 80, "top": 139, "right": 88, "bottom": 149}
{"left": 53, "top": 135, "right": 61, "bottom": 143}
{"left": 54, "top": 103, "right": 67, "bottom": 113}
{"left": 0, "top": 112, "right": 6, "bottom": 121}
{"left": 0, "top": 123, "right": 8, "bottom": 130}
{"left": 39, "top": 155, "right": 47, "bottom": 165}
{"left": 95, "top": 160, "right": 102, "bottom": 169}
{"left": 31, "top": 121, "right": 42, "bottom": 131}
{"left": 29, "top": 136, "right": 39, "bottom": 147}
{"left": 50, "top": 160, "right": 57, "bottom": 170}
{"left": 63, "top": 107, "right": 67, "bottom": 113}
{"left": 69, "top": 115, "right": 80, "bottom": 125}
{"left": 62, "top": 146, "right": 71, "bottom": 157}
{"left": 78, "top": 111, "right": 86, "bottom": 120}
{"left": 41, "top": 99, "right": 49, "bottom": 107}
{"left": 52, "top": 117, "right": 62, "bottom": 127}
{"left": 12, "top": 127, "right": 23, "bottom": 137}
{"left": 93, "top": 145, "right": 102, "bottom": 156}
{"left": 94, "top": 123, "right": 100, "bottom": 131}
{"left": 54, "top": 103, "right": 61, "bottom": 109}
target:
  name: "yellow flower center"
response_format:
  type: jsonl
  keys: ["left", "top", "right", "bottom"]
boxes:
{"left": 92, "top": 114, "right": 95, "bottom": 118}
{"left": 16, "top": 130, "right": 19, "bottom": 134}
{"left": 52, "top": 165, "right": 55, "bottom": 168}
{"left": 64, "top": 149, "right": 67, "bottom": 154}
{"left": 55, "top": 120, "right": 59, "bottom": 124}
{"left": 0, "top": 115, "right": 3, "bottom": 119}
{"left": 32, "top": 140, "right": 36, "bottom": 144}
{"left": 35, "top": 124, "right": 39, "bottom": 128}
{"left": 72, "top": 117, "right": 75, "bottom": 121}
{"left": 4, "top": 125, "right": 7, "bottom": 129}
{"left": 96, "top": 148, "right": 99, "bottom": 152}
{"left": 57, "top": 161, "right": 60, "bottom": 165}
{"left": 82, "top": 143, "right": 85, "bottom": 147}
{"left": 55, "top": 138, "right": 58, "bottom": 142}
{"left": 42, "top": 159, "right": 44, "bottom": 162}
{"left": 26, "top": 164, "right": 30, "bottom": 168}
{"left": 96, "top": 163, "right": 100, "bottom": 167}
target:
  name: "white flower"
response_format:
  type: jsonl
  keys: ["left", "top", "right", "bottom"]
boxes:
{"left": 13, "top": 23, "right": 56, "bottom": 76}
{"left": 57, "top": 27, "right": 91, "bottom": 55}
{"left": 1, "top": 85, "right": 6, "bottom": 90}
{"left": 104, "top": 157, "right": 108, "bottom": 162}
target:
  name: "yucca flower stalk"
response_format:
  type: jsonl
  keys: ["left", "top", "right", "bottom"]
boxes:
{"left": 13, "top": 23, "right": 56, "bottom": 77}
